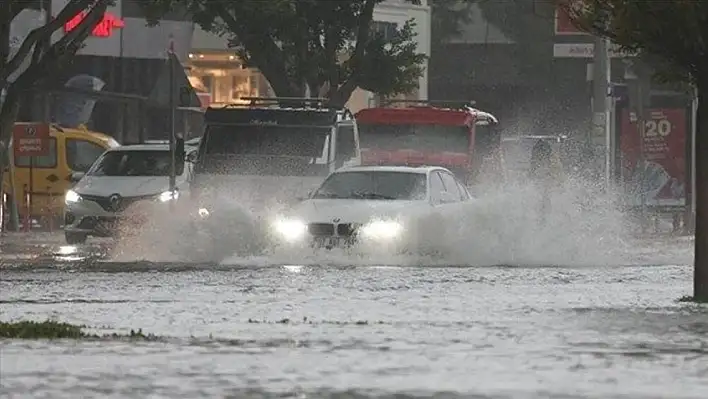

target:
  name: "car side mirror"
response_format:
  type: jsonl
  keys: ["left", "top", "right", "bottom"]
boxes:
{"left": 70, "top": 171, "right": 85, "bottom": 182}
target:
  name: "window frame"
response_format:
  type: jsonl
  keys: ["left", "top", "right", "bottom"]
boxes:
{"left": 428, "top": 171, "right": 446, "bottom": 205}
{"left": 439, "top": 170, "right": 464, "bottom": 202}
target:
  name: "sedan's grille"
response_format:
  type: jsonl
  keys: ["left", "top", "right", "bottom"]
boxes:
{"left": 336, "top": 223, "right": 356, "bottom": 237}
{"left": 82, "top": 194, "right": 155, "bottom": 212}
{"left": 308, "top": 223, "right": 335, "bottom": 236}
{"left": 307, "top": 223, "right": 358, "bottom": 237}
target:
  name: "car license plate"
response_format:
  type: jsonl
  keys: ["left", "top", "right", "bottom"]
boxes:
{"left": 314, "top": 236, "right": 341, "bottom": 248}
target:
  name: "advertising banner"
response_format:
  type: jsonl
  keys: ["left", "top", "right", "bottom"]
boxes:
{"left": 619, "top": 108, "right": 687, "bottom": 207}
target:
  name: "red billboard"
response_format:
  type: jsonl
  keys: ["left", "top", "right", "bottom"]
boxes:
{"left": 555, "top": 4, "right": 588, "bottom": 35}
{"left": 619, "top": 109, "right": 687, "bottom": 207}
{"left": 13, "top": 123, "right": 50, "bottom": 158}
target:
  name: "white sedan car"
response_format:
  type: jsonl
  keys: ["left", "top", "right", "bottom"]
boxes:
{"left": 63, "top": 144, "right": 192, "bottom": 244}
{"left": 269, "top": 165, "right": 474, "bottom": 254}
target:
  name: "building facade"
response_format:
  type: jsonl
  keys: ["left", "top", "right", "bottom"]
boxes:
{"left": 10, "top": 0, "right": 195, "bottom": 142}
{"left": 188, "top": 0, "right": 432, "bottom": 113}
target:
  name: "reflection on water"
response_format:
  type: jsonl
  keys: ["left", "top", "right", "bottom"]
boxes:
{"left": 1, "top": 263, "right": 707, "bottom": 398}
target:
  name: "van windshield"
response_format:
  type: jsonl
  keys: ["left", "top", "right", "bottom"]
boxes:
{"left": 88, "top": 150, "right": 183, "bottom": 177}
{"left": 198, "top": 124, "right": 331, "bottom": 176}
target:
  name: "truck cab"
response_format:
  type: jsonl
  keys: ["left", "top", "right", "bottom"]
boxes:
{"left": 191, "top": 97, "right": 361, "bottom": 210}
{"left": 354, "top": 100, "right": 499, "bottom": 186}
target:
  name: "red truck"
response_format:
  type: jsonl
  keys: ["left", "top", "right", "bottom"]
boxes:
{"left": 354, "top": 100, "right": 501, "bottom": 185}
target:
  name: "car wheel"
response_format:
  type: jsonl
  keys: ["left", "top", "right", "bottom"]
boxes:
{"left": 65, "top": 232, "right": 88, "bottom": 245}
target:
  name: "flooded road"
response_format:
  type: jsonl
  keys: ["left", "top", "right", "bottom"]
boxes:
{"left": 1, "top": 237, "right": 707, "bottom": 398}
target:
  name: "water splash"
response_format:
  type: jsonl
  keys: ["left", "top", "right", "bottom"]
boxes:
{"left": 105, "top": 172, "right": 651, "bottom": 268}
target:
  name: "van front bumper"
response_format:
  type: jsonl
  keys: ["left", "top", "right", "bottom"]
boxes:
{"left": 64, "top": 199, "right": 149, "bottom": 237}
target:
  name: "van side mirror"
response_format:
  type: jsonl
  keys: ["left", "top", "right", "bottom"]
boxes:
{"left": 70, "top": 171, "right": 85, "bottom": 182}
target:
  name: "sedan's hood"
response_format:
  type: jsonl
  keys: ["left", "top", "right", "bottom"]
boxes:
{"left": 284, "top": 198, "right": 428, "bottom": 224}
{"left": 74, "top": 176, "right": 186, "bottom": 197}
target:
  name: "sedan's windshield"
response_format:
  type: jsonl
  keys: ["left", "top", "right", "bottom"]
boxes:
{"left": 88, "top": 150, "right": 182, "bottom": 177}
{"left": 312, "top": 171, "right": 426, "bottom": 200}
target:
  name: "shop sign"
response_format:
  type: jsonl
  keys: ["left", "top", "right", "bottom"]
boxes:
{"left": 64, "top": 11, "right": 124, "bottom": 37}
{"left": 619, "top": 108, "right": 688, "bottom": 207}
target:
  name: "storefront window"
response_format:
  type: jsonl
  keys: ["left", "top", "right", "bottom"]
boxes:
{"left": 185, "top": 52, "right": 268, "bottom": 105}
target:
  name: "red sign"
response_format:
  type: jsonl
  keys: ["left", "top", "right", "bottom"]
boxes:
{"left": 13, "top": 123, "right": 50, "bottom": 158}
{"left": 64, "top": 12, "right": 124, "bottom": 37}
{"left": 619, "top": 108, "right": 687, "bottom": 206}
{"left": 555, "top": 4, "right": 588, "bottom": 35}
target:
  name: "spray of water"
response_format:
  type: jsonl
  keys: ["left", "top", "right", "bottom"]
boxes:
{"left": 106, "top": 171, "right": 645, "bottom": 268}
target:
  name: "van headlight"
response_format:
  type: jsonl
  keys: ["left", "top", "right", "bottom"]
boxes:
{"left": 159, "top": 189, "right": 179, "bottom": 202}
{"left": 65, "top": 190, "right": 82, "bottom": 204}
{"left": 272, "top": 218, "right": 308, "bottom": 242}
{"left": 359, "top": 220, "right": 403, "bottom": 240}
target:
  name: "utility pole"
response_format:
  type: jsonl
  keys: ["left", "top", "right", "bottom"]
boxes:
{"left": 625, "top": 60, "right": 652, "bottom": 231}
{"left": 690, "top": 86, "right": 698, "bottom": 232}
{"left": 591, "top": 35, "right": 611, "bottom": 189}
{"left": 167, "top": 37, "right": 176, "bottom": 212}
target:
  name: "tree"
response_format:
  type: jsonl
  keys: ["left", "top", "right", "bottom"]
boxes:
{"left": 560, "top": 0, "right": 708, "bottom": 301}
{"left": 141, "top": 0, "right": 427, "bottom": 106}
{"left": 0, "top": 0, "right": 113, "bottom": 195}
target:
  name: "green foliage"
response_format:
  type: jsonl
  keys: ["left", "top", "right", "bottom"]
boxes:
{"left": 141, "top": 0, "right": 428, "bottom": 105}
{"left": 0, "top": 320, "right": 86, "bottom": 339}
{"left": 0, "top": 320, "right": 160, "bottom": 340}
{"left": 559, "top": 0, "right": 708, "bottom": 84}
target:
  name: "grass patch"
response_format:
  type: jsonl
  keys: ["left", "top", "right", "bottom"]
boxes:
{"left": 678, "top": 295, "right": 708, "bottom": 304}
{"left": 0, "top": 320, "right": 159, "bottom": 340}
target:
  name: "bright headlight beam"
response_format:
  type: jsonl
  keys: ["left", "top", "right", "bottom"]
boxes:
{"left": 65, "top": 190, "right": 81, "bottom": 204}
{"left": 359, "top": 220, "right": 403, "bottom": 240}
{"left": 273, "top": 218, "right": 307, "bottom": 242}
{"left": 159, "top": 190, "right": 179, "bottom": 202}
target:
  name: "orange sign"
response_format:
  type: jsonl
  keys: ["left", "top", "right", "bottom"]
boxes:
{"left": 64, "top": 12, "right": 124, "bottom": 37}
{"left": 13, "top": 123, "right": 50, "bottom": 158}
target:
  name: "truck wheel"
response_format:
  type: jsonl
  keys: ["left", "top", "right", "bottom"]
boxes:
{"left": 65, "top": 232, "right": 87, "bottom": 245}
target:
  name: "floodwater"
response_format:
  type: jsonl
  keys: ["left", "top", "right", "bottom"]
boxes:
{"left": 1, "top": 182, "right": 706, "bottom": 398}
{"left": 1, "top": 237, "right": 706, "bottom": 398}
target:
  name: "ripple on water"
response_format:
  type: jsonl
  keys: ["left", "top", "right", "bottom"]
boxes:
{"left": 1, "top": 260, "right": 706, "bottom": 398}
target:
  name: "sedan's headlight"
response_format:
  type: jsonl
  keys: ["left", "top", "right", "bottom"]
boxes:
{"left": 359, "top": 220, "right": 403, "bottom": 240}
{"left": 272, "top": 218, "right": 308, "bottom": 242}
{"left": 65, "top": 190, "right": 82, "bottom": 204}
{"left": 159, "top": 189, "right": 179, "bottom": 202}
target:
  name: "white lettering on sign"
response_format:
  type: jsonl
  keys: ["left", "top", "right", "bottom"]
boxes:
{"left": 250, "top": 119, "right": 278, "bottom": 125}
{"left": 553, "top": 43, "right": 637, "bottom": 58}
{"left": 17, "top": 138, "right": 44, "bottom": 153}
{"left": 645, "top": 119, "right": 672, "bottom": 137}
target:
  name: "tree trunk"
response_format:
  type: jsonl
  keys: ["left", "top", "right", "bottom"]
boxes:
{"left": 0, "top": 84, "right": 22, "bottom": 232}
{"left": 694, "top": 80, "right": 708, "bottom": 301}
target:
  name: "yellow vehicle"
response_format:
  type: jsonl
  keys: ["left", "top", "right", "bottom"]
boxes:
{"left": 3, "top": 123, "right": 120, "bottom": 224}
